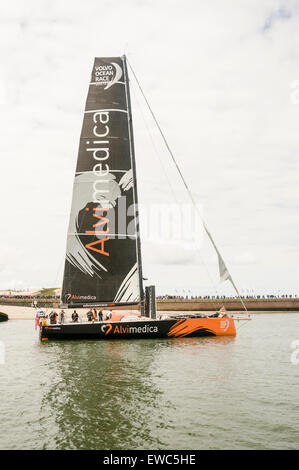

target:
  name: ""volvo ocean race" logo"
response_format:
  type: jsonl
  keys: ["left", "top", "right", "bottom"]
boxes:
{"left": 93, "top": 62, "right": 123, "bottom": 89}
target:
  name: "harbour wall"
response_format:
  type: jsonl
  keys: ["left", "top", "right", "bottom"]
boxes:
{"left": 156, "top": 298, "right": 299, "bottom": 312}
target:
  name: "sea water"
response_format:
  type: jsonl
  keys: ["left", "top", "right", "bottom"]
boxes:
{"left": 0, "top": 313, "right": 298, "bottom": 449}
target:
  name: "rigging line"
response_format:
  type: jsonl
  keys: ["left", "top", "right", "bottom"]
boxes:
{"left": 129, "top": 64, "right": 223, "bottom": 312}
{"left": 128, "top": 58, "right": 247, "bottom": 314}
{"left": 128, "top": 60, "right": 196, "bottom": 205}
{"left": 51, "top": 256, "right": 65, "bottom": 294}
{"left": 37, "top": 255, "right": 64, "bottom": 318}
{"left": 236, "top": 317, "right": 251, "bottom": 331}
{"left": 131, "top": 81, "right": 222, "bottom": 312}
{"left": 130, "top": 80, "right": 179, "bottom": 205}
{"left": 130, "top": 67, "right": 223, "bottom": 312}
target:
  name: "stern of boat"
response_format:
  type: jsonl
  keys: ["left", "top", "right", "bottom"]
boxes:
{"left": 167, "top": 316, "right": 236, "bottom": 337}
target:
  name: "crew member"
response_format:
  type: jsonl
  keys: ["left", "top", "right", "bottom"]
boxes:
{"left": 49, "top": 310, "right": 58, "bottom": 324}
{"left": 106, "top": 310, "right": 112, "bottom": 320}
{"left": 72, "top": 310, "right": 79, "bottom": 322}
{"left": 59, "top": 310, "right": 65, "bottom": 324}
{"left": 87, "top": 309, "right": 93, "bottom": 322}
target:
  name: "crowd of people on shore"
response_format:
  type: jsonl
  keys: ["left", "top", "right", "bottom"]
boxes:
{"left": 2, "top": 293, "right": 298, "bottom": 302}
{"left": 0, "top": 294, "right": 60, "bottom": 300}
{"left": 157, "top": 294, "right": 298, "bottom": 300}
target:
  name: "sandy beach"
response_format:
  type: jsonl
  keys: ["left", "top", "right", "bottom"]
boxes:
{"left": 0, "top": 305, "right": 38, "bottom": 320}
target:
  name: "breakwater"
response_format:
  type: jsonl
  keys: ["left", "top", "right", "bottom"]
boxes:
{"left": 156, "top": 298, "right": 299, "bottom": 311}
{"left": 1, "top": 297, "right": 299, "bottom": 311}
{"left": 0, "top": 312, "right": 8, "bottom": 321}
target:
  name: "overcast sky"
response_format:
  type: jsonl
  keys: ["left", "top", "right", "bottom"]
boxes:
{"left": 1, "top": 0, "right": 299, "bottom": 295}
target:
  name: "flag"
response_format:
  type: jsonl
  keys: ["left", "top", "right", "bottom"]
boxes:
{"left": 35, "top": 313, "right": 40, "bottom": 330}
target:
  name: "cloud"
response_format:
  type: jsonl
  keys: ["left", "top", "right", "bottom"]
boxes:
{"left": 262, "top": 6, "right": 292, "bottom": 32}
{"left": 0, "top": 0, "right": 299, "bottom": 295}
{"left": 233, "top": 252, "right": 259, "bottom": 265}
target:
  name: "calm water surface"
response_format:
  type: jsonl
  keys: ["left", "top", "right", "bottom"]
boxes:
{"left": 0, "top": 314, "right": 299, "bottom": 450}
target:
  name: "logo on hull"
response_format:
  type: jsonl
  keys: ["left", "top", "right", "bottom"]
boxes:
{"left": 100, "top": 323, "right": 158, "bottom": 335}
{"left": 101, "top": 324, "right": 112, "bottom": 335}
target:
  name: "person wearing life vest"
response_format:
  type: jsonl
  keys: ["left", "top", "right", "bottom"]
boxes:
{"left": 219, "top": 306, "right": 227, "bottom": 317}
{"left": 93, "top": 309, "right": 97, "bottom": 321}
{"left": 87, "top": 309, "right": 93, "bottom": 322}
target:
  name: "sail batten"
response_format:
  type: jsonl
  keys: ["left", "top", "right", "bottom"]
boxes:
{"left": 61, "top": 56, "right": 143, "bottom": 308}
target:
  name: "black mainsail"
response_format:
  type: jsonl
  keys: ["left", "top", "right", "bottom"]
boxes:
{"left": 61, "top": 56, "right": 144, "bottom": 309}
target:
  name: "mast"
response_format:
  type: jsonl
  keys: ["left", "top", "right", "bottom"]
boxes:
{"left": 122, "top": 56, "right": 145, "bottom": 314}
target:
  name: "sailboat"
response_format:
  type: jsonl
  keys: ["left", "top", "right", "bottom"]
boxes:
{"left": 40, "top": 55, "right": 244, "bottom": 341}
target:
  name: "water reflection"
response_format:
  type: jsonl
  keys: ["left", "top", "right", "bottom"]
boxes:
{"left": 39, "top": 336, "right": 237, "bottom": 449}
{"left": 40, "top": 339, "right": 178, "bottom": 449}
